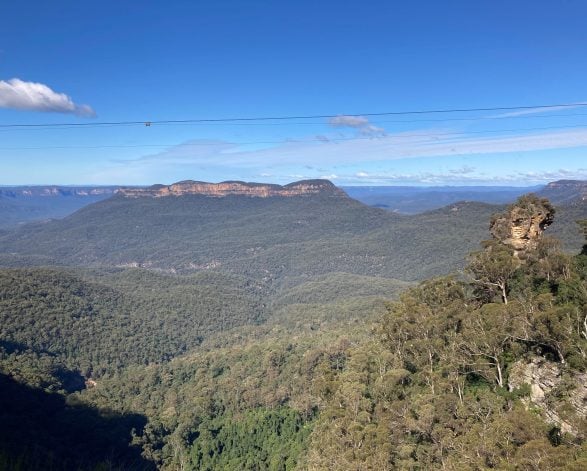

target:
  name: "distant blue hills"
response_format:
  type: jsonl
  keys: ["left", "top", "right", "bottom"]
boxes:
{"left": 0, "top": 179, "right": 585, "bottom": 229}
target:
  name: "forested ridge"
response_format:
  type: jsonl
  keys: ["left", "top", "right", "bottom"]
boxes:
{"left": 1, "top": 189, "right": 584, "bottom": 283}
{"left": 0, "top": 192, "right": 586, "bottom": 469}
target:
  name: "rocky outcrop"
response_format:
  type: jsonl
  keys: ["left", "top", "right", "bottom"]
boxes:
{"left": 489, "top": 194, "right": 555, "bottom": 254}
{"left": 117, "top": 179, "right": 347, "bottom": 198}
{"left": 509, "top": 357, "right": 587, "bottom": 436}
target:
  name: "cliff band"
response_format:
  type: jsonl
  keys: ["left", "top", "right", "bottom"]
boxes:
{"left": 116, "top": 179, "right": 347, "bottom": 198}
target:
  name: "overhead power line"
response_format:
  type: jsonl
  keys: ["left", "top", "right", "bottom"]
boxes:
{"left": 2, "top": 122, "right": 587, "bottom": 151}
{"left": 2, "top": 111, "right": 587, "bottom": 134}
{"left": 0, "top": 102, "right": 586, "bottom": 129}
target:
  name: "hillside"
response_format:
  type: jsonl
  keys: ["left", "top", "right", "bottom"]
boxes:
{"left": 0, "top": 191, "right": 586, "bottom": 469}
{"left": 3, "top": 180, "right": 584, "bottom": 284}
{"left": 0, "top": 268, "right": 266, "bottom": 374}
{"left": 538, "top": 179, "right": 587, "bottom": 205}
{"left": 78, "top": 196, "right": 587, "bottom": 470}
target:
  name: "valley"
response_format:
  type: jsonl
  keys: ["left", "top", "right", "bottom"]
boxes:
{"left": 0, "top": 179, "right": 586, "bottom": 470}
{"left": 3, "top": 4, "right": 587, "bottom": 469}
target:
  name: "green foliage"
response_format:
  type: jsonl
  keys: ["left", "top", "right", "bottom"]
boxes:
{"left": 3, "top": 193, "right": 584, "bottom": 284}
{"left": 189, "top": 408, "right": 310, "bottom": 471}
{"left": 0, "top": 193, "right": 586, "bottom": 470}
{"left": 0, "top": 268, "right": 266, "bottom": 374}
{"left": 303, "top": 208, "right": 587, "bottom": 469}
{"left": 271, "top": 272, "right": 411, "bottom": 306}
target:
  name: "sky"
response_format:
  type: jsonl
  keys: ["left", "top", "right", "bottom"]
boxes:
{"left": 1, "top": 0, "right": 587, "bottom": 186}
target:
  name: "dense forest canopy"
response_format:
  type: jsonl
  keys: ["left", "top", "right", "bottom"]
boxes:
{"left": 0, "top": 192, "right": 586, "bottom": 470}
{"left": 1, "top": 188, "right": 585, "bottom": 283}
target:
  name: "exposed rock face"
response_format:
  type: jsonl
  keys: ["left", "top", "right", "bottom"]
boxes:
{"left": 509, "top": 357, "right": 587, "bottom": 436}
{"left": 489, "top": 194, "right": 555, "bottom": 254}
{"left": 117, "top": 179, "right": 347, "bottom": 198}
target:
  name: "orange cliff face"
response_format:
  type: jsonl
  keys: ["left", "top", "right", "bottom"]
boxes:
{"left": 116, "top": 179, "right": 348, "bottom": 198}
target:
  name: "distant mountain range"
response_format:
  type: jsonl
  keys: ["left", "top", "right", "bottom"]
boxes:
{"left": 342, "top": 185, "right": 537, "bottom": 213}
{"left": 1, "top": 179, "right": 585, "bottom": 284}
{"left": 3, "top": 180, "right": 584, "bottom": 231}
{"left": 343, "top": 179, "right": 587, "bottom": 213}
{"left": 0, "top": 186, "right": 118, "bottom": 228}
{"left": 538, "top": 179, "right": 587, "bottom": 205}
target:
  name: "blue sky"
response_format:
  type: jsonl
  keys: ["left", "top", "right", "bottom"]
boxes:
{"left": 1, "top": 0, "right": 586, "bottom": 186}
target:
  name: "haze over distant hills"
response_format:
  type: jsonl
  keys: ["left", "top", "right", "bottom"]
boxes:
{"left": 537, "top": 179, "right": 587, "bottom": 205}
{"left": 1, "top": 179, "right": 585, "bottom": 283}
{"left": 344, "top": 179, "right": 587, "bottom": 214}
{"left": 1, "top": 177, "right": 586, "bottom": 469}
{"left": 2, "top": 180, "right": 584, "bottom": 230}
{"left": 0, "top": 186, "right": 118, "bottom": 228}
{"left": 343, "top": 185, "right": 538, "bottom": 213}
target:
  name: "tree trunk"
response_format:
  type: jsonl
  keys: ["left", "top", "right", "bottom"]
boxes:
{"left": 499, "top": 282, "right": 508, "bottom": 305}
{"left": 495, "top": 357, "right": 504, "bottom": 388}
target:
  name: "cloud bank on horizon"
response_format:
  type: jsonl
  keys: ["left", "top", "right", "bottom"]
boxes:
{"left": 123, "top": 125, "right": 587, "bottom": 169}
{"left": 0, "top": 78, "right": 96, "bottom": 117}
{"left": 90, "top": 123, "right": 587, "bottom": 186}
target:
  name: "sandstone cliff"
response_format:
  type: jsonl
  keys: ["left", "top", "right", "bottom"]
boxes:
{"left": 117, "top": 179, "right": 347, "bottom": 198}
{"left": 490, "top": 194, "right": 555, "bottom": 254}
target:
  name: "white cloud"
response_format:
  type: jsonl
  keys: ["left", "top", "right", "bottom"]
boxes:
{"left": 120, "top": 127, "right": 587, "bottom": 170}
{"left": 329, "top": 114, "right": 387, "bottom": 137}
{"left": 329, "top": 115, "right": 370, "bottom": 128}
{"left": 0, "top": 78, "right": 96, "bottom": 117}
{"left": 359, "top": 124, "right": 387, "bottom": 137}
{"left": 334, "top": 168, "right": 587, "bottom": 185}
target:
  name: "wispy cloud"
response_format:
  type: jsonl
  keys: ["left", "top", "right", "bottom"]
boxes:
{"left": 491, "top": 103, "right": 587, "bottom": 118}
{"left": 96, "top": 126, "right": 587, "bottom": 185}
{"left": 449, "top": 165, "right": 476, "bottom": 175}
{"left": 122, "top": 127, "right": 587, "bottom": 169}
{"left": 329, "top": 114, "right": 387, "bottom": 137}
{"left": 345, "top": 168, "right": 587, "bottom": 185}
{"left": 0, "top": 78, "right": 96, "bottom": 117}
